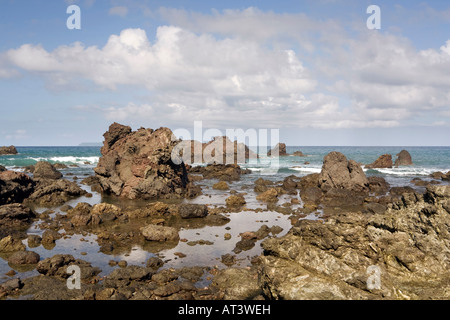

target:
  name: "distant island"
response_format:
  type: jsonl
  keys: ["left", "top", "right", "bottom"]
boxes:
{"left": 78, "top": 142, "right": 102, "bottom": 146}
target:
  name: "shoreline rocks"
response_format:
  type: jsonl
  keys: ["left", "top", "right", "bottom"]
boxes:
{"left": 267, "top": 143, "right": 287, "bottom": 157}
{"left": 365, "top": 154, "right": 393, "bottom": 169}
{"left": 394, "top": 150, "right": 413, "bottom": 166}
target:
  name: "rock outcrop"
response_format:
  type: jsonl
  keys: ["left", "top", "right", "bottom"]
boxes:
{"left": 260, "top": 185, "right": 450, "bottom": 300}
{"left": 33, "top": 161, "right": 63, "bottom": 180}
{"left": 0, "top": 170, "right": 35, "bottom": 205}
{"left": 94, "top": 123, "right": 198, "bottom": 200}
{"left": 267, "top": 143, "right": 287, "bottom": 156}
{"left": 365, "top": 154, "right": 393, "bottom": 169}
{"left": 394, "top": 150, "right": 413, "bottom": 166}
{"left": 318, "top": 152, "right": 369, "bottom": 193}
{"left": 0, "top": 146, "right": 18, "bottom": 155}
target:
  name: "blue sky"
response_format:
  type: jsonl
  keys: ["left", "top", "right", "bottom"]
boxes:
{"left": 0, "top": 0, "right": 449, "bottom": 146}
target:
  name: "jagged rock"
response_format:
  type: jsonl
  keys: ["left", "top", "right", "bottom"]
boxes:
{"left": 256, "top": 188, "right": 279, "bottom": 202}
{"left": 267, "top": 143, "right": 287, "bottom": 156}
{"left": 365, "top": 154, "right": 393, "bottom": 169}
{"left": 0, "top": 204, "right": 36, "bottom": 237}
{"left": 94, "top": 123, "right": 197, "bottom": 200}
{"left": 0, "top": 235, "right": 26, "bottom": 252}
{"left": 394, "top": 150, "right": 413, "bottom": 166}
{"left": 25, "top": 179, "right": 87, "bottom": 206}
{"left": 178, "top": 204, "right": 208, "bottom": 219}
{"left": 0, "top": 170, "right": 35, "bottom": 205}
{"left": 189, "top": 163, "right": 248, "bottom": 181}
{"left": 318, "top": 152, "right": 369, "bottom": 193}
{"left": 260, "top": 185, "right": 450, "bottom": 300}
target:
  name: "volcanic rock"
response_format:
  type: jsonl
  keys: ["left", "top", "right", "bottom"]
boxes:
{"left": 394, "top": 150, "right": 413, "bottom": 166}
{"left": 94, "top": 123, "right": 196, "bottom": 200}
{"left": 0, "top": 146, "right": 18, "bottom": 155}
{"left": 267, "top": 143, "right": 288, "bottom": 156}
{"left": 33, "top": 162, "right": 63, "bottom": 180}
{"left": 365, "top": 154, "right": 393, "bottom": 169}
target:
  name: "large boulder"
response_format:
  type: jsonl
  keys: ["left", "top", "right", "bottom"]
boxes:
{"left": 94, "top": 123, "right": 196, "bottom": 200}
{"left": 260, "top": 185, "right": 450, "bottom": 299}
{"left": 141, "top": 224, "right": 180, "bottom": 242}
{"left": 0, "top": 170, "right": 35, "bottom": 205}
{"left": 267, "top": 143, "right": 287, "bottom": 156}
{"left": 0, "top": 146, "right": 18, "bottom": 155}
{"left": 394, "top": 150, "right": 413, "bottom": 166}
{"left": 24, "top": 179, "right": 87, "bottom": 206}
{"left": 318, "top": 152, "right": 369, "bottom": 193}
{"left": 33, "top": 162, "right": 63, "bottom": 180}
{"left": 365, "top": 154, "right": 393, "bottom": 169}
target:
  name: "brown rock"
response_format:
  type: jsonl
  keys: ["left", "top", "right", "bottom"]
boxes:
{"left": 267, "top": 143, "right": 288, "bottom": 156}
{"left": 318, "top": 152, "right": 369, "bottom": 193}
{"left": 394, "top": 150, "right": 413, "bottom": 166}
{"left": 33, "top": 161, "right": 63, "bottom": 180}
{"left": 365, "top": 154, "right": 393, "bottom": 169}
{"left": 0, "top": 146, "right": 18, "bottom": 155}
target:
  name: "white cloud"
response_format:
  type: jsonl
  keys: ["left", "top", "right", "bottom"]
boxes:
{"left": 3, "top": 7, "right": 450, "bottom": 131}
{"left": 109, "top": 6, "right": 129, "bottom": 17}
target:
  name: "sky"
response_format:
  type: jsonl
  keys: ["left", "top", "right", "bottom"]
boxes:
{"left": 0, "top": 0, "right": 449, "bottom": 146}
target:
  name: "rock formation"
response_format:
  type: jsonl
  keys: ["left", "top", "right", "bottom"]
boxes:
{"left": 394, "top": 150, "right": 413, "bottom": 166}
{"left": 0, "top": 170, "right": 35, "bottom": 205}
{"left": 318, "top": 151, "right": 369, "bottom": 193}
{"left": 33, "top": 161, "right": 63, "bottom": 180}
{"left": 94, "top": 123, "right": 199, "bottom": 200}
{"left": 365, "top": 154, "right": 393, "bottom": 169}
{"left": 267, "top": 143, "right": 287, "bottom": 156}
{"left": 0, "top": 146, "right": 18, "bottom": 155}
{"left": 260, "top": 185, "right": 450, "bottom": 299}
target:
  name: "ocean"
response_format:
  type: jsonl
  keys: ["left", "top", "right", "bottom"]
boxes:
{"left": 1, "top": 145, "right": 449, "bottom": 281}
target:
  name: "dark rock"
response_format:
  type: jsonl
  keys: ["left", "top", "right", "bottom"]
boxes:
{"left": 267, "top": 143, "right": 287, "bottom": 156}
{"left": 0, "top": 170, "right": 35, "bottom": 205}
{"left": 33, "top": 162, "right": 63, "bottom": 180}
{"left": 0, "top": 204, "right": 36, "bottom": 234}
{"left": 318, "top": 152, "right": 369, "bottom": 193}
{"left": 365, "top": 154, "right": 393, "bottom": 169}
{"left": 394, "top": 150, "right": 413, "bottom": 166}
{"left": 25, "top": 179, "right": 87, "bottom": 206}
{"left": 368, "top": 176, "right": 390, "bottom": 195}
{"left": 146, "top": 257, "right": 164, "bottom": 270}
{"left": 8, "top": 250, "right": 40, "bottom": 265}
{"left": 293, "top": 151, "right": 305, "bottom": 157}
{"left": 178, "top": 204, "right": 208, "bottom": 219}
{"left": 94, "top": 123, "right": 195, "bottom": 200}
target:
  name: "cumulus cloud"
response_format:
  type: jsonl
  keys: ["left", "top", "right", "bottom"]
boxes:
{"left": 3, "top": 7, "right": 450, "bottom": 130}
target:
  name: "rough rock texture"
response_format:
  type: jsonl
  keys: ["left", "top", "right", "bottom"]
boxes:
{"left": 260, "top": 185, "right": 450, "bottom": 300}
{"left": 25, "top": 179, "right": 87, "bottom": 206}
{"left": 179, "top": 137, "right": 258, "bottom": 165}
{"left": 267, "top": 143, "right": 288, "bottom": 156}
{"left": 318, "top": 152, "right": 369, "bottom": 193}
{"left": 178, "top": 204, "right": 208, "bottom": 219}
{"left": 141, "top": 224, "right": 180, "bottom": 242}
{"left": 365, "top": 154, "right": 393, "bottom": 169}
{"left": 0, "top": 170, "right": 35, "bottom": 205}
{"left": 94, "top": 123, "right": 197, "bottom": 200}
{"left": 292, "top": 151, "right": 305, "bottom": 157}
{"left": 189, "top": 163, "right": 249, "bottom": 181}
{"left": 394, "top": 150, "right": 413, "bottom": 167}
{"left": 0, "top": 146, "right": 18, "bottom": 155}
{"left": 32, "top": 162, "right": 63, "bottom": 180}
{"left": 8, "top": 250, "right": 40, "bottom": 265}
{"left": 0, "top": 204, "right": 36, "bottom": 237}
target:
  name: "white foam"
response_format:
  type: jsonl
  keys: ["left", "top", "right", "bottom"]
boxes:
{"left": 290, "top": 166, "right": 322, "bottom": 173}
{"left": 26, "top": 156, "right": 99, "bottom": 165}
{"left": 363, "top": 167, "right": 449, "bottom": 176}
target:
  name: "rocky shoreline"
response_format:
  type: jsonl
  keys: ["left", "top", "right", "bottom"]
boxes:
{"left": 1, "top": 124, "right": 449, "bottom": 300}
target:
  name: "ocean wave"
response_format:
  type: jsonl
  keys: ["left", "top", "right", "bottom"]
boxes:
{"left": 363, "top": 167, "right": 449, "bottom": 176}
{"left": 26, "top": 156, "right": 99, "bottom": 165}
{"left": 290, "top": 166, "right": 322, "bottom": 173}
